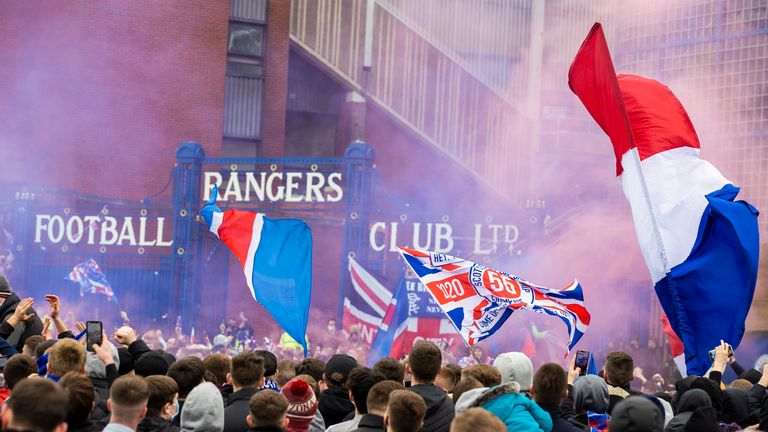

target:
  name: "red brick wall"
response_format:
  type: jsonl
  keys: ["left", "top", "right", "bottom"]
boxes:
{"left": 0, "top": 1, "right": 229, "bottom": 199}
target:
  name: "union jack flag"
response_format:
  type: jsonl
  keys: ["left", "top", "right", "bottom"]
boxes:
{"left": 399, "top": 247, "right": 590, "bottom": 355}
{"left": 367, "top": 271, "right": 463, "bottom": 365}
{"left": 67, "top": 259, "right": 117, "bottom": 303}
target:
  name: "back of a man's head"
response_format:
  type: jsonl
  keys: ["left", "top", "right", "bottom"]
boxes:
{"left": 605, "top": 352, "right": 634, "bottom": 388}
{"left": 248, "top": 389, "right": 289, "bottom": 429}
{"left": 109, "top": 375, "right": 150, "bottom": 424}
{"left": 253, "top": 349, "right": 278, "bottom": 377}
{"left": 167, "top": 356, "right": 206, "bottom": 399}
{"left": 450, "top": 407, "right": 505, "bottom": 432}
{"left": 22, "top": 335, "right": 44, "bottom": 357}
{"left": 203, "top": 353, "right": 231, "bottom": 388}
{"left": 59, "top": 372, "right": 96, "bottom": 427}
{"left": 452, "top": 377, "right": 483, "bottom": 404}
{"left": 297, "top": 357, "right": 326, "bottom": 383}
{"left": 435, "top": 367, "right": 457, "bottom": 393}
{"left": 462, "top": 364, "right": 501, "bottom": 387}
{"left": 4, "top": 354, "right": 38, "bottom": 390}
{"left": 374, "top": 357, "right": 406, "bottom": 383}
{"left": 34, "top": 338, "right": 57, "bottom": 359}
{"left": 230, "top": 351, "right": 265, "bottom": 389}
{"left": 532, "top": 362, "right": 567, "bottom": 408}
{"left": 146, "top": 375, "right": 179, "bottom": 418}
{"left": 367, "top": 380, "right": 406, "bottom": 416}
{"left": 48, "top": 338, "right": 87, "bottom": 376}
{"left": 277, "top": 359, "right": 296, "bottom": 387}
{"left": 5, "top": 378, "right": 68, "bottom": 432}
{"left": 385, "top": 389, "right": 427, "bottom": 432}
{"left": 346, "top": 367, "right": 386, "bottom": 414}
{"left": 408, "top": 341, "right": 442, "bottom": 383}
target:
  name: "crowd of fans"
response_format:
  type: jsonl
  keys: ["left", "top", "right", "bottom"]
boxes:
{"left": 0, "top": 279, "right": 766, "bottom": 431}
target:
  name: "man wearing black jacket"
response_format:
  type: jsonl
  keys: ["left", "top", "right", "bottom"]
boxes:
{"left": 0, "top": 276, "right": 43, "bottom": 350}
{"left": 223, "top": 352, "right": 264, "bottom": 432}
{"left": 406, "top": 341, "right": 454, "bottom": 432}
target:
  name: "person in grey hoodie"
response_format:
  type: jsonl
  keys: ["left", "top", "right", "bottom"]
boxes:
{"left": 492, "top": 352, "right": 534, "bottom": 395}
{"left": 181, "top": 382, "right": 225, "bottom": 432}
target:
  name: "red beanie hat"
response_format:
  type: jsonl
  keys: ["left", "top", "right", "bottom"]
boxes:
{"left": 280, "top": 379, "right": 318, "bottom": 432}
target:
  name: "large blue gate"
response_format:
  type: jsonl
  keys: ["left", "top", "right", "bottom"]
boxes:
{"left": 0, "top": 141, "right": 375, "bottom": 334}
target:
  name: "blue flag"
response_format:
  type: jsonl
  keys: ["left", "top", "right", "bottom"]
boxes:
{"left": 200, "top": 186, "right": 312, "bottom": 355}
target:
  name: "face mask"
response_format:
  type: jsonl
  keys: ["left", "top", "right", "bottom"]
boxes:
{"left": 170, "top": 400, "right": 180, "bottom": 421}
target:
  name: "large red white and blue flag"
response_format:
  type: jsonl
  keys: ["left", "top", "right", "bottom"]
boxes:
{"left": 200, "top": 185, "right": 312, "bottom": 355}
{"left": 398, "top": 247, "right": 591, "bottom": 355}
{"left": 569, "top": 23, "right": 759, "bottom": 375}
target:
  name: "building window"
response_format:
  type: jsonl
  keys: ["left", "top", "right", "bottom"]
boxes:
{"left": 223, "top": 0, "right": 267, "bottom": 148}
{"left": 228, "top": 22, "right": 264, "bottom": 58}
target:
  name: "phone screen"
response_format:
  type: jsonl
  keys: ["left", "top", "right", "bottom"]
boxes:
{"left": 86, "top": 321, "right": 103, "bottom": 352}
{"left": 575, "top": 350, "right": 590, "bottom": 375}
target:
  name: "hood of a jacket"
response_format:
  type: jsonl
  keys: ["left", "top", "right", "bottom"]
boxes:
{"left": 573, "top": 375, "right": 609, "bottom": 414}
{"left": 181, "top": 382, "right": 224, "bottom": 432}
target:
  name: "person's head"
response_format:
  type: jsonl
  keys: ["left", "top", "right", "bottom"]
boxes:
{"left": 384, "top": 389, "right": 426, "bottom": 432}
{"left": 452, "top": 377, "right": 483, "bottom": 404}
{"left": 229, "top": 351, "right": 265, "bottom": 390}
{"left": 108, "top": 375, "right": 150, "bottom": 427}
{"left": 462, "top": 364, "right": 501, "bottom": 387}
{"left": 729, "top": 379, "right": 752, "bottom": 390}
{"left": 407, "top": 341, "right": 442, "bottom": 383}
{"left": 450, "top": 407, "right": 505, "bottom": 432}
{"left": 444, "top": 364, "right": 462, "bottom": 384}
{"left": 146, "top": 375, "right": 179, "bottom": 420}
{"left": 346, "top": 367, "right": 386, "bottom": 414}
{"left": 253, "top": 349, "right": 278, "bottom": 378}
{"left": 281, "top": 378, "right": 319, "bottom": 431}
{"left": 531, "top": 362, "right": 567, "bottom": 408}
{"left": 324, "top": 354, "right": 357, "bottom": 389}
{"left": 4, "top": 354, "right": 38, "bottom": 390}
{"left": 610, "top": 396, "right": 664, "bottom": 432}
{"left": 181, "top": 382, "right": 225, "bottom": 431}
{"left": 605, "top": 351, "right": 634, "bottom": 387}
{"left": 492, "top": 352, "right": 533, "bottom": 390}
{"left": 22, "top": 335, "right": 44, "bottom": 357}
{"left": 327, "top": 319, "right": 337, "bottom": 333}
{"left": 3, "top": 378, "right": 68, "bottom": 432}
{"left": 366, "top": 380, "right": 406, "bottom": 416}
{"left": 248, "top": 388, "right": 289, "bottom": 429}
{"left": 59, "top": 372, "right": 96, "bottom": 427}
{"left": 573, "top": 374, "right": 609, "bottom": 414}
{"left": 48, "top": 338, "right": 87, "bottom": 376}
{"left": 435, "top": 367, "right": 457, "bottom": 393}
{"left": 34, "top": 338, "right": 56, "bottom": 359}
{"left": 297, "top": 357, "right": 326, "bottom": 384}
{"left": 167, "top": 356, "right": 206, "bottom": 399}
{"left": 202, "top": 353, "right": 230, "bottom": 388}
{"left": 374, "top": 357, "right": 406, "bottom": 383}
{"left": 277, "top": 359, "right": 297, "bottom": 387}
{"left": 135, "top": 350, "right": 175, "bottom": 377}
